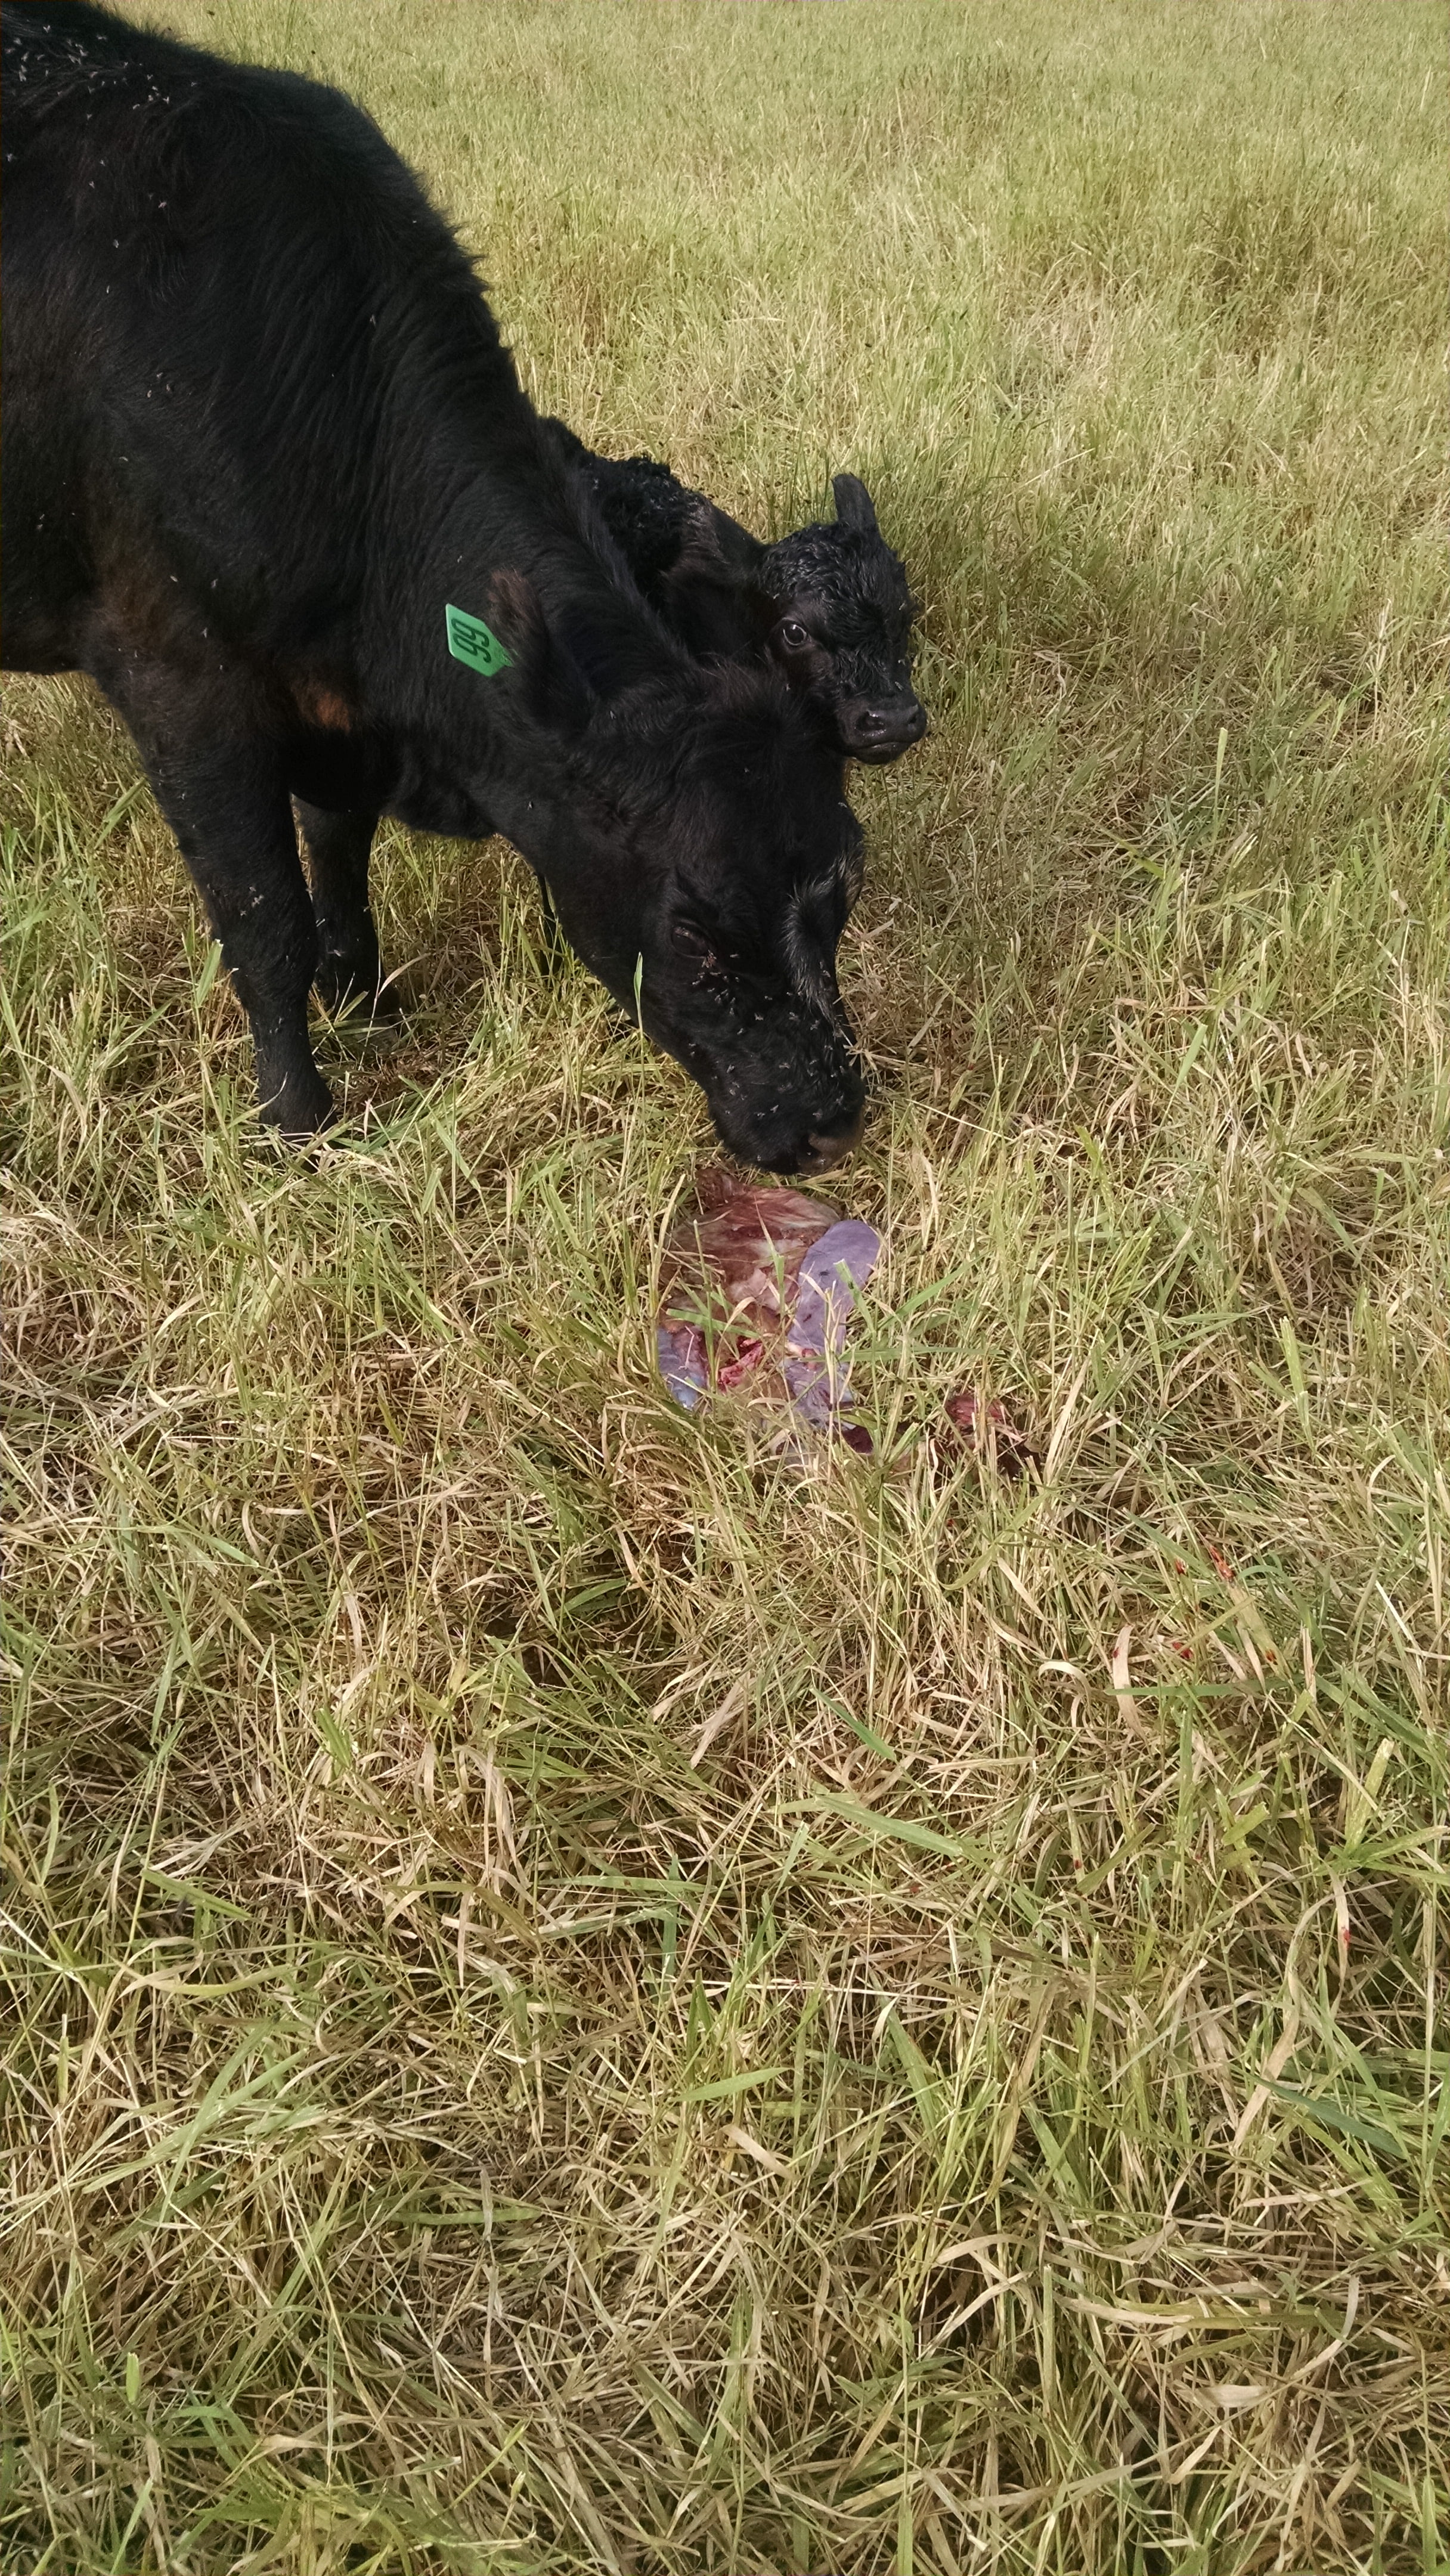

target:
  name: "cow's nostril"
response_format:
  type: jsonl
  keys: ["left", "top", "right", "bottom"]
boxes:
{"left": 805, "top": 1110, "right": 865, "bottom": 1170}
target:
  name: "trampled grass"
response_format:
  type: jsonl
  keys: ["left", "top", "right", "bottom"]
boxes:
{"left": 2, "top": 4, "right": 1447, "bottom": 2569}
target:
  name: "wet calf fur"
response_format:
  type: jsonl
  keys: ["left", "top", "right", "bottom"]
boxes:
{"left": 0, "top": 0, "right": 866, "bottom": 1172}
{"left": 545, "top": 421, "right": 928, "bottom": 764}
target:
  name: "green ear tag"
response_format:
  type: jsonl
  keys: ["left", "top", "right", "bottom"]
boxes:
{"left": 445, "top": 602, "right": 512, "bottom": 676}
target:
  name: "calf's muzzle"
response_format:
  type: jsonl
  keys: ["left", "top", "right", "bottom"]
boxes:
{"left": 839, "top": 696, "right": 928, "bottom": 763}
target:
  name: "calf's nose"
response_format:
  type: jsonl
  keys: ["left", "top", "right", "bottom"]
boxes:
{"left": 849, "top": 698, "right": 928, "bottom": 751}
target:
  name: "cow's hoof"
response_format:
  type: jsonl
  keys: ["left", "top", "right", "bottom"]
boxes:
{"left": 258, "top": 1069, "right": 336, "bottom": 1140}
{"left": 314, "top": 959, "right": 402, "bottom": 1022}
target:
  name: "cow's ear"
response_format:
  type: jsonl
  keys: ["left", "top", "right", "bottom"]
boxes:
{"left": 488, "top": 569, "right": 594, "bottom": 735}
{"left": 831, "top": 472, "right": 879, "bottom": 537}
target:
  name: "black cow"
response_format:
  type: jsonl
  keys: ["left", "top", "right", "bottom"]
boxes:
{"left": 1, "top": 1, "right": 866, "bottom": 1172}
{"left": 544, "top": 421, "right": 927, "bottom": 764}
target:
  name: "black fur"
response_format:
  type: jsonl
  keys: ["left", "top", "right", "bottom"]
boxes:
{"left": 545, "top": 421, "right": 926, "bottom": 763}
{"left": 1, "top": 0, "right": 866, "bottom": 1171}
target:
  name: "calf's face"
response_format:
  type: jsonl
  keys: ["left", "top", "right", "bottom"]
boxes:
{"left": 761, "top": 476, "right": 927, "bottom": 764}
{"left": 661, "top": 475, "right": 927, "bottom": 766}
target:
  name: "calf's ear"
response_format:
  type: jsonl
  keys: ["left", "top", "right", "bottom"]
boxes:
{"left": 662, "top": 518, "right": 777, "bottom": 656}
{"left": 831, "top": 472, "right": 879, "bottom": 536}
{"left": 488, "top": 569, "right": 595, "bottom": 735}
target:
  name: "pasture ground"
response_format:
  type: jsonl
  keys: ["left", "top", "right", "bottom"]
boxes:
{"left": 3, "top": 4, "right": 1447, "bottom": 2569}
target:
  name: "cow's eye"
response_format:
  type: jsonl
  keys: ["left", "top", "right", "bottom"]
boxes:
{"left": 779, "top": 620, "right": 810, "bottom": 651}
{"left": 673, "top": 920, "right": 718, "bottom": 964}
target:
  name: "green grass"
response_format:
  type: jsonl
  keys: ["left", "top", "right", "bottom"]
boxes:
{"left": 2, "top": 3, "right": 1447, "bottom": 2568}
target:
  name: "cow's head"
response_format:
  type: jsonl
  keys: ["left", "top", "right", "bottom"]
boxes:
{"left": 663, "top": 474, "right": 926, "bottom": 765}
{"left": 486, "top": 575, "right": 867, "bottom": 1175}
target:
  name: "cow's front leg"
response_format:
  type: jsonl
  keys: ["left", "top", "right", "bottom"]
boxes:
{"left": 178, "top": 772, "right": 331, "bottom": 1133}
{"left": 109, "top": 699, "right": 332, "bottom": 1134}
{"left": 294, "top": 800, "right": 395, "bottom": 1017}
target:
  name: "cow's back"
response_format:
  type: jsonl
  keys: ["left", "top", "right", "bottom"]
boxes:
{"left": 1, "top": 0, "right": 528, "bottom": 673}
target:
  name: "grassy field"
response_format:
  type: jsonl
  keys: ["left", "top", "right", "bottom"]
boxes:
{"left": 3, "top": 2, "right": 1447, "bottom": 2568}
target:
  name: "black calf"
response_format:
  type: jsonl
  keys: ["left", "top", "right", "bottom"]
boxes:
{"left": 546, "top": 420, "right": 927, "bottom": 763}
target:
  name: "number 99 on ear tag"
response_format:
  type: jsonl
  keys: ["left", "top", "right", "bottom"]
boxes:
{"left": 445, "top": 602, "right": 512, "bottom": 676}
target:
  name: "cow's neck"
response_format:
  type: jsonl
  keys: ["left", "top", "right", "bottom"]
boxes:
{"left": 340, "top": 418, "right": 673, "bottom": 845}
{"left": 372, "top": 407, "right": 668, "bottom": 696}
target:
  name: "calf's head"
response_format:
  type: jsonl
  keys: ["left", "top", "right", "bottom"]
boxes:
{"left": 762, "top": 476, "right": 926, "bottom": 762}
{"left": 487, "top": 578, "right": 867, "bottom": 1175}
{"left": 668, "top": 473, "right": 926, "bottom": 764}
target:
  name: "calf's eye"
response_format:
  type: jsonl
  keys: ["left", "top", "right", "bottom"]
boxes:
{"left": 779, "top": 620, "right": 810, "bottom": 651}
